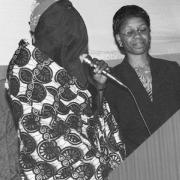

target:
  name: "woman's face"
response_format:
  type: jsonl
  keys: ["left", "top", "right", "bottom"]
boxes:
{"left": 117, "top": 17, "right": 151, "bottom": 55}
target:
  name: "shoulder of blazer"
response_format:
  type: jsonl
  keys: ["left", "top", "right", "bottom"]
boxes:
{"left": 151, "top": 56, "right": 178, "bottom": 66}
{"left": 150, "top": 57, "right": 180, "bottom": 74}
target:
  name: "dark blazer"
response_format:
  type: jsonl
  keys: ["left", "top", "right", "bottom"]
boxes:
{"left": 105, "top": 57, "right": 180, "bottom": 157}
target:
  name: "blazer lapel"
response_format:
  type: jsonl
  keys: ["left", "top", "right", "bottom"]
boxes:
{"left": 150, "top": 57, "right": 167, "bottom": 101}
{"left": 119, "top": 60, "right": 152, "bottom": 106}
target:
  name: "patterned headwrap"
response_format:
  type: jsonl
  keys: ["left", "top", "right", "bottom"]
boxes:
{"left": 30, "top": 0, "right": 58, "bottom": 32}
{"left": 30, "top": 0, "right": 89, "bottom": 87}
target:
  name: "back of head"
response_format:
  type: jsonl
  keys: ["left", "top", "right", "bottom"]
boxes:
{"left": 113, "top": 5, "right": 150, "bottom": 36}
{"left": 33, "top": 0, "right": 89, "bottom": 87}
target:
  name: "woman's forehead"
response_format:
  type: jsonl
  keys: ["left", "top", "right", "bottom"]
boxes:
{"left": 120, "top": 17, "right": 147, "bottom": 29}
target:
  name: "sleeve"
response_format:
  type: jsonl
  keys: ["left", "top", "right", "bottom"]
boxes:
{"left": 99, "top": 99, "right": 126, "bottom": 166}
{"left": 93, "top": 79, "right": 126, "bottom": 162}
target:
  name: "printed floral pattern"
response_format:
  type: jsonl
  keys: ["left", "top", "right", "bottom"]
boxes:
{"left": 6, "top": 39, "right": 125, "bottom": 180}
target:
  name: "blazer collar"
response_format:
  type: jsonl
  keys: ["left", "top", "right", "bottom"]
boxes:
{"left": 149, "top": 56, "right": 169, "bottom": 96}
{"left": 120, "top": 59, "right": 152, "bottom": 105}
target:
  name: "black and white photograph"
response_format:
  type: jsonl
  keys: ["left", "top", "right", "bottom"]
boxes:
{"left": 0, "top": 0, "right": 180, "bottom": 180}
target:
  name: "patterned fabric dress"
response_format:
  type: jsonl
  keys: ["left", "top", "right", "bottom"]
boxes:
{"left": 5, "top": 40, "right": 125, "bottom": 180}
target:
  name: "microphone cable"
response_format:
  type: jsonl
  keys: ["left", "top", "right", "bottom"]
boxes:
{"left": 80, "top": 54, "right": 152, "bottom": 136}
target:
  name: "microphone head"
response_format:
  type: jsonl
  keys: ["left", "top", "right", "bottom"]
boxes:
{"left": 79, "top": 54, "right": 93, "bottom": 66}
{"left": 79, "top": 54, "right": 88, "bottom": 63}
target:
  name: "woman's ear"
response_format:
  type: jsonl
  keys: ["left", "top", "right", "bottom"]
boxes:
{"left": 115, "top": 34, "right": 123, "bottom": 47}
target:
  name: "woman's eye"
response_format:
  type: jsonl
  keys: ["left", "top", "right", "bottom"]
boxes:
{"left": 121, "top": 26, "right": 149, "bottom": 37}
{"left": 140, "top": 27, "right": 148, "bottom": 33}
{"left": 126, "top": 30, "right": 134, "bottom": 36}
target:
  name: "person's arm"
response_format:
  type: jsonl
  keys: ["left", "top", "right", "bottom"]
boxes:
{"left": 97, "top": 89, "right": 104, "bottom": 115}
{"left": 100, "top": 99, "right": 126, "bottom": 166}
{"left": 91, "top": 59, "right": 126, "bottom": 159}
{"left": 90, "top": 58, "right": 109, "bottom": 115}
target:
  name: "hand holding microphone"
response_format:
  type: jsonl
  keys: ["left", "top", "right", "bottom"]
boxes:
{"left": 80, "top": 54, "right": 109, "bottom": 87}
{"left": 79, "top": 54, "right": 128, "bottom": 89}
{"left": 80, "top": 54, "right": 109, "bottom": 73}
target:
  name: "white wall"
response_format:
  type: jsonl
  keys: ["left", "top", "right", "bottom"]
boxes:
{"left": 1, "top": 0, "right": 180, "bottom": 65}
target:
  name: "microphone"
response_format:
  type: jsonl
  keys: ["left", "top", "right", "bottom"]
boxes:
{"left": 80, "top": 54, "right": 151, "bottom": 135}
{"left": 80, "top": 54, "right": 152, "bottom": 135}
{"left": 79, "top": 54, "right": 128, "bottom": 89}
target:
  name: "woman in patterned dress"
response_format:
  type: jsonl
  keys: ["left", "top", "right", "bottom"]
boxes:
{"left": 5, "top": 0, "right": 126, "bottom": 179}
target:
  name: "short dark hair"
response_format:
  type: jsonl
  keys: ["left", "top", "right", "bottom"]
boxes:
{"left": 113, "top": 5, "right": 150, "bottom": 36}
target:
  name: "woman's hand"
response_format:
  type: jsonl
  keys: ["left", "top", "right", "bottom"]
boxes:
{"left": 92, "top": 58, "right": 109, "bottom": 89}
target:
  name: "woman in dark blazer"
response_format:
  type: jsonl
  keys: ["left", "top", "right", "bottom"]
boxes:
{"left": 105, "top": 56, "right": 180, "bottom": 156}
{"left": 92, "top": 5, "right": 180, "bottom": 157}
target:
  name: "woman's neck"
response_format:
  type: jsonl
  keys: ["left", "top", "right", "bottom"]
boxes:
{"left": 126, "top": 53, "right": 150, "bottom": 68}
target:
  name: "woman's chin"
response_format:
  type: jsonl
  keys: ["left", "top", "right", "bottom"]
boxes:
{"left": 131, "top": 48, "right": 147, "bottom": 55}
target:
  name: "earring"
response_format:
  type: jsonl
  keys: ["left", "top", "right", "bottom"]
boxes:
{"left": 119, "top": 41, "right": 123, "bottom": 47}
{"left": 115, "top": 34, "right": 123, "bottom": 47}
